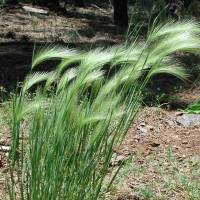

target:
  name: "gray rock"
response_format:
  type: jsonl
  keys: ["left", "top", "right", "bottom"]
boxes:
{"left": 0, "top": 145, "right": 11, "bottom": 152}
{"left": 137, "top": 126, "right": 148, "bottom": 136}
{"left": 177, "top": 114, "right": 200, "bottom": 128}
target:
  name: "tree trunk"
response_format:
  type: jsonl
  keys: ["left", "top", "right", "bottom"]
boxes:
{"left": 113, "top": 0, "right": 128, "bottom": 27}
{"left": 74, "top": 0, "right": 84, "bottom": 7}
{"left": 183, "top": 0, "right": 192, "bottom": 8}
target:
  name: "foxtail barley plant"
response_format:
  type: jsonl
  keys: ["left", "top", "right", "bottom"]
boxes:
{"left": 8, "top": 21, "right": 200, "bottom": 199}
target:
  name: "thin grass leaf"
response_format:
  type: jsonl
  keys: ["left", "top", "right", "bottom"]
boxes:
{"left": 17, "top": 99, "right": 44, "bottom": 123}
{"left": 149, "top": 20, "right": 200, "bottom": 41}
{"left": 57, "top": 68, "right": 78, "bottom": 92}
{"left": 148, "top": 64, "right": 189, "bottom": 81}
{"left": 23, "top": 72, "right": 52, "bottom": 92}
{"left": 32, "top": 45, "right": 77, "bottom": 69}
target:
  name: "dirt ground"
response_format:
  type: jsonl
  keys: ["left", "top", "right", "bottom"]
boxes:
{"left": 122, "top": 85, "right": 200, "bottom": 158}
{"left": 0, "top": 2, "right": 122, "bottom": 43}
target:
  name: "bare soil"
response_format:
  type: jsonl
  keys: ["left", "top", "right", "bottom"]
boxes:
{"left": 122, "top": 85, "right": 200, "bottom": 158}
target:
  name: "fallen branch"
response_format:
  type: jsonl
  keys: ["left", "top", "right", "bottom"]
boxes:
{"left": 22, "top": 6, "right": 49, "bottom": 15}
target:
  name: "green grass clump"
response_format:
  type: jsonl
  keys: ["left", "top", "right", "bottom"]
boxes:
{"left": 7, "top": 20, "right": 200, "bottom": 199}
{"left": 185, "top": 99, "right": 200, "bottom": 114}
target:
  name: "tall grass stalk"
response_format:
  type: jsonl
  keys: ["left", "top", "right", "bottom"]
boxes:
{"left": 8, "top": 21, "right": 200, "bottom": 199}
